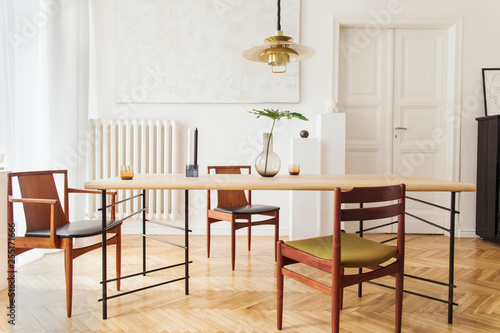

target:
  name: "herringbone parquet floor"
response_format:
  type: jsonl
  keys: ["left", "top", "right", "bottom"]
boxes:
{"left": 1, "top": 234, "right": 500, "bottom": 332}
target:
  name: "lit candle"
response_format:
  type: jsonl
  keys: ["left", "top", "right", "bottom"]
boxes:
{"left": 187, "top": 128, "right": 193, "bottom": 164}
{"left": 194, "top": 128, "right": 198, "bottom": 165}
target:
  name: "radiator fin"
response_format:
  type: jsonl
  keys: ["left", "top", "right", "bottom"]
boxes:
{"left": 87, "top": 119, "right": 179, "bottom": 221}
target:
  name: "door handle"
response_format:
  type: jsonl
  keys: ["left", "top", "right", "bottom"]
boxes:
{"left": 395, "top": 127, "right": 407, "bottom": 130}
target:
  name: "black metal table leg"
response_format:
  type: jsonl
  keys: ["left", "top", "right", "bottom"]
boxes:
{"left": 101, "top": 190, "right": 108, "bottom": 319}
{"left": 366, "top": 193, "right": 460, "bottom": 323}
{"left": 143, "top": 190, "right": 147, "bottom": 276}
{"left": 358, "top": 203, "right": 363, "bottom": 298}
{"left": 185, "top": 190, "right": 189, "bottom": 295}
{"left": 448, "top": 192, "right": 456, "bottom": 324}
{"left": 97, "top": 189, "right": 191, "bottom": 318}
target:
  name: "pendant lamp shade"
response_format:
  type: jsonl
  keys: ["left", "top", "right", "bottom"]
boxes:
{"left": 242, "top": 1, "right": 314, "bottom": 73}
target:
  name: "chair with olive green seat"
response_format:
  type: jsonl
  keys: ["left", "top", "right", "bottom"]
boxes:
{"left": 277, "top": 184, "right": 405, "bottom": 333}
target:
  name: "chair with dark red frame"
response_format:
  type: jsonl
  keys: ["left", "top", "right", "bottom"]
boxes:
{"left": 277, "top": 184, "right": 406, "bottom": 332}
{"left": 7, "top": 170, "right": 122, "bottom": 317}
{"left": 207, "top": 165, "right": 280, "bottom": 270}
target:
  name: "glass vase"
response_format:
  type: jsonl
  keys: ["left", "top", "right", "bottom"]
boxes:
{"left": 255, "top": 132, "right": 281, "bottom": 177}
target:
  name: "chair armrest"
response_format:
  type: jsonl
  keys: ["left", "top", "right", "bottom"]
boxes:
{"left": 68, "top": 188, "right": 117, "bottom": 196}
{"left": 8, "top": 196, "right": 58, "bottom": 205}
{"left": 8, "top": 196, "right": 59, "bottom": 246}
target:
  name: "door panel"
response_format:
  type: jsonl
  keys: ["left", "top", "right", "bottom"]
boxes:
{"left": 397, "top": 32, "right": 445, "bottom": 102}
{"left": 345, "top": 106, "right": 381, "bottom": 142}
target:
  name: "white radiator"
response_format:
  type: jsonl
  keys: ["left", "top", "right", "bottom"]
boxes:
{"left": 87, "top": 119, "right": 179, "bottom": 221}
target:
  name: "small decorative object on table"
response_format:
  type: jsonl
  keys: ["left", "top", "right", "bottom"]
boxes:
{"left": 186, "top": 127, "right": 199, "bottom": 177}
{"left": 288, "top": 163, "right": 300, "bottom": 175}
{"left": 255, "top": 132, "right": 281, "bottom": 177}
{"left": 120, "top": 165, "right": 134, "bottom": 180}
{"left": 248, "top": 108, "right": 308, "bottom": 177}
{"left": 186, "top": 164, "right": 199, "bottom": 177}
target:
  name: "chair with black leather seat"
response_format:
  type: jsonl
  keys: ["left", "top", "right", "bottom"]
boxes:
{"left": 277, "top": 184, "right": 406, "bottom": 332}
{"left": 207, "top": 165, "right": 280, "bottom": 270}
{"left": 7, "top": 170, "right": 122, "bottom": 317}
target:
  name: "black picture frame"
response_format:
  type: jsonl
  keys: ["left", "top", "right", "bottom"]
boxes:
{"left": 482, "top": 68, "right": 500, "bottom": 116}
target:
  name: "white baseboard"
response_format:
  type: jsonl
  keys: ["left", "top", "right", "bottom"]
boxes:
{"left": 457, "top": 230, "right": 479, "bottom": 238}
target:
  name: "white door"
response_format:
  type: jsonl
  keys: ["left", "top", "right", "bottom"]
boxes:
{"left": 340, "top": 27, "right": 450, "bottom": 234}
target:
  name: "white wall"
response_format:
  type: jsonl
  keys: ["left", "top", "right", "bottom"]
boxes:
{"left": 87, "top": 0, "right": 496, "bottom": 237}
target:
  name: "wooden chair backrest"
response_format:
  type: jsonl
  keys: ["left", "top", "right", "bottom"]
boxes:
{"left": 208, "top": 166, "right": 250, "bottom": 208}
{"left": 339, "top": 185, "right": 406, "bottom": 222}
{"left": 333, "top": 184, "right": 406, "bottom": 257}
{"left": 10, "top": 170, "right": 69, "bottom": 233}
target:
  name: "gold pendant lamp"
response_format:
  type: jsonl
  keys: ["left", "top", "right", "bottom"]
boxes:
{"left": 242, "top": 0, "right": 314, "bottom": 73}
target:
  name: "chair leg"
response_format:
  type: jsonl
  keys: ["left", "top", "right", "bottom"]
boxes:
{"left": 339, "top": 267, "right": 344, "bottom": 310}
{"left": 332, "top": 275, "right": 341, "bottom": 333}
{"left": 231, "top": 217, "right": 236, "bottom": 270}
{"left": 116, "top": 227, "right": 122, "bottom": 291}
{"left": 247, "top": 217, "right": 251, "bottom": 252}
{"left": 63, "top": 239, "right": 73, "bottom": 318}
{"left": 207, "top": 219, "right": 211, "bottom": 258}
{"left": 358, "top": 268, "right": 363, "bottom": 298}
{"left": 274, "top": 213, "right": 279, "bottom": 262}
{"left": 277, "top": 241, "right": 284, "bottom": 330}
{"left": 395, "top": 269, "right": 404, "bottom": 332}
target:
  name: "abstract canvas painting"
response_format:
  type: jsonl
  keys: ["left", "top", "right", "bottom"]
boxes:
{"left": 115, "top": 0, "right": 300, "bottom": 103}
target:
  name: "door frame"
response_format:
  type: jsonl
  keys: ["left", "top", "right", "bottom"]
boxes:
{"left": 331, "top": 15, "right": 464, "bottom": 183}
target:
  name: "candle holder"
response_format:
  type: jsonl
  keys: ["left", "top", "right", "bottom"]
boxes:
{"left": 120, "top": 165, "right": 134, "bottom": 180}
{"left": 289, "top": 163, "right": 300, "bottom": 175}
{"left": 186, "top": 164, "right": 199, "bottom": 177}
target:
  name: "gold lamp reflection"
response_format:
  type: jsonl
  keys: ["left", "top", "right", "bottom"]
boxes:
{"left": 242, "top": 0, "right": 314, "bottom": 73}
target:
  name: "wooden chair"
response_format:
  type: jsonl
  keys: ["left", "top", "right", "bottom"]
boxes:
{"left": 207, "top": 165, "right": 280, "bottom": 270}
{"left": 7, "top": 170, "right": 122, "bottom": 317}
{"left": 277, "top": 184, "right": 405, "bottom": 332}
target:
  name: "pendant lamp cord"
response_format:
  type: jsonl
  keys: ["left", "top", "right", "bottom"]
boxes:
{"left": 277, "top": 0, "right": 281, "bottom": 30}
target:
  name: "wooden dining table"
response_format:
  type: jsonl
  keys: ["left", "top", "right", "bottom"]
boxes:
{"left": 85, "top": 173, "right": 475, "bottom": 321}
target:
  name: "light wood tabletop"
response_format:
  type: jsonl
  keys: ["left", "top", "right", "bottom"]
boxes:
{"left": 85, "top": 173, "right": 476, "bottom": 192}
